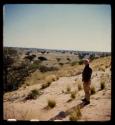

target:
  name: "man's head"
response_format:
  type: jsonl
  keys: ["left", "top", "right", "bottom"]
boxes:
{"left": 83, "top": 59, "right": 89, "bottom": 66}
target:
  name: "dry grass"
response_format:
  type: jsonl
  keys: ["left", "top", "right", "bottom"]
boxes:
{"left": 47, "top": 99, "right": 56, "bottom": 108}
{"left": 91, "top": 85, "right": 96, "bottom": 95}
{"left": 70, "top": 91, "right": 76, "bottom": 99}
{"left": 25, "top": 89, "right": 40, "bottom": 100}
{"left": 98, "top": 66, "right": 105, "bottom": 72}
{"left": 4, "top": 104, "right": 31, "bottom": 120}
{"left": 78, "top": 83, "right": 82, "bottom": 91}
{"left": 91, "top": 56, "right": 111, "bottom": 71}
{"left": 41, "top": 82, "right": 51, "bottom": 89}
{"left": 100, "top": 81, "right": 106, "bottom": 90}
{"left": 66, "top": 86, "right": 71, "bottom": 93}
{"left": 45, "top": 74, "right": 58, "bottom": 83}
{"left": 69, "top": 106, "right": 82, "bottom": 121}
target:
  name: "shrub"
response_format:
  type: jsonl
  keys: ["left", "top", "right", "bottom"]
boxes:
{"left": 100, "top": 81, "right": 105, "bottom": 90}
{"left": 71, "top": 61, "right": 77, "bottom": 66}
{"left": 29, "top": 63, "right": 39, "bottom": 69}
{"left": 62, "top": 90, "right": 64, "bottom": 93}
{"left": 91, "top": 86, "right": 96, "bottom": 95}
{"left": 39, "top": 65, "right": 58, "bottom": 72}
{"left": 41, "top": 82, "right": 51, "bottom": 89}
{"left": 98, "top": 67, "right": 105, "bottom": 72}
{"left": 24, "top": 55, "right": 36, "bottom": 62}
{"left": 45, "top": 74, "right": 57, "bottom": 82}
{"left": 25, "top": 89, "right": 39, "bottom": 100}
{"left": 71, "top": 91, "right": 76, "bottom": 99}
{"left": 78, "top": 83, "right": 82, "bottom": 91}
{"left": 67, "top": 86, "right": 71, "bottom": 93}
{"left": 48, "top": 99, "right": 56, "bottom": 108}
{"left": 67, "top": 57, "right": 71, "bottom": 61}
{"left": 56, "top": 58, "right": 61, "bottom": 62}
{"left": 69, "top": 106, "right": 82, "bottom": 121}
{"left": 59, "top": 63, "right": 64, "bottom": 66}
{"left": 38, "top": 56, "right": 47, "bottom": 61}
{"left": 78, "top": 60, "right": 83, "bottom": 65}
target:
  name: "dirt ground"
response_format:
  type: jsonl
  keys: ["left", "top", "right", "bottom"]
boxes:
{"left": 3, "top": 64, "right": 111, "bottom": 121}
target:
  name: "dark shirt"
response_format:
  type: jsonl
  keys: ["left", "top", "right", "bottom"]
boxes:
{"left": 82, "top": 64, "right": 92, "bottom": 82}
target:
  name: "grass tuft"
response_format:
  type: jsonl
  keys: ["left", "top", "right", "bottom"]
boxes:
{"left": 47, "top": 99, "right": 56, "bottom": 108}
{"left": 69, "top": 106, "right": 82, "bottom": 121}
{"left": 91, "top": 86, "right": 96, "bottom": 95}
{"left": 100, "top": 81, "right": 105, "bottom": 90}
{"left": 71, "top": 91, "right": 76, "bottom": 99}
{"left": 78, "top": 83, "right": 82, "bottom": 91}
{"left": 25, "top": 89, "right": 40, "bottom": 100}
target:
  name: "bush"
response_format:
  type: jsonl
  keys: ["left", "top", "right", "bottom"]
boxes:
{"left": 67, "top": 57, "right": 71, "bottom": 61}
{"left": 38, "top": 56, "right": 47, "bottom": 61}
{"left": 48, "top": 99, "right": 56, "bottom": 108}
{"left": 78, "top": 83, "right": 82, "bottom": 91}
{"left": 56, "top": 58, "right": 61, "bottom": 62}
{"left": 59, "top": 63, "right": 64, "bottom": 66}
{"left": 24, "top": 55, "right": 36, "bottom": 62}
{"left": 39, "top": 65, "right": 58, "bottom": 72}
{"left": 67, "top": 86, "right": 71, "bottom": 93}
{"left": 25, "top": 89, "right": 39, "bottom": 100}
{"left": 41, "top": 82, "right": 51, "bottom": 89}
{"left": 45, "top": 75, "right": 57, "bottom": 83}
{"left": 71, "top": 91, "right": 76, "bottom": 99}
{"left": 100, "top": 81, "right": 105, "bottom": 90}
{"left": 78, "top": 60, "right": 83, "bottom": 65}
{"left": 71, "top": 61, "right": 77, "bottom": 66}
{"left": 91, "top": 86, "right": 96, "bottom": 95}
{"left": 69, "top": 106, "right": 82, "bottom": 121}
{"left": 29, "top": 63, "right": 40, "bottom": 69}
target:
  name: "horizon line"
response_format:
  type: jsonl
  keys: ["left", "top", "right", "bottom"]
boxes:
{"left": 3, "top": 45, "right": 111, "bottom": 53}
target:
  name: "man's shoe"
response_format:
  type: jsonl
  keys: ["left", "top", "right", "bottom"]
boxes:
{"left": 84, "top": 101, "right": 90, "bottom": 105}
{"left": 82, "top": 98, "right": 87, "bottom": 102}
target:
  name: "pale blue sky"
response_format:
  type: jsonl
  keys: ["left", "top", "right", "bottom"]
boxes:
{"left": 3, "top": 4, "right": 111, "bottom": 52}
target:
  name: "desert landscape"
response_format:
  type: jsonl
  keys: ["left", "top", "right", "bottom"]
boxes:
{"left": 3, "top": 47, "right": 111, "bottom": 121}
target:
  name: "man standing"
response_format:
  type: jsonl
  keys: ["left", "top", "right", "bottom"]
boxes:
{"left": 82, "top": 59, "right": 92, "bottom": 104}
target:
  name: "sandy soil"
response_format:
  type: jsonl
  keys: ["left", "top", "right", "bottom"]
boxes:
{"left": 3, "top": 66, "right": 111, "bottom": 121}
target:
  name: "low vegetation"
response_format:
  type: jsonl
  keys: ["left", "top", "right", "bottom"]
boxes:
{"left": 91, "top": 85, "right": 96, "bottom": 95}
{"left": 25, "top": 89, "right": 40, "bottom": 100}
{"left": 100, "top": 81, "right": 106, "bottom": 90}
{"left": 41, "top": 82, "right": 51, "bottom": 89}
{"left": 71, "top": 61, "right": 77, "bottom": 66}
{"left": 78, "top": 83, "right": 82, "bottom": 91}
{"left": 71, "top": 91, "right": 76, "bottom": 99}
{"left": 66, "top": 86, "right": 71, "bottom": 93}
{"left": 69, "top": 106, "right": 82, "bottom": 121}
{"left": 47, "top": 99, "right": 56, "bottom": 108}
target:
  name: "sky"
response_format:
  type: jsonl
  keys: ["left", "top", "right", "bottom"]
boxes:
{"left": 3, "top": 4, "right": 111, "bottom": 52}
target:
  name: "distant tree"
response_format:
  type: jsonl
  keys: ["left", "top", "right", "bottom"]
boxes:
{"left": 38, "top": 56, "right": 47, "bottom": 61}
{"left": 56, "top": 58, "right": 61, "bottom": 62}
{"left": 24, "top": 54, "right": 36, "bottom": 62}
{"left": 78, "top": 53, "right": 84, "bottom": 59}
{"left": 67, "top": 57, "right": 71, "bottom": 61}
{"left": 90, "top": 54, "right": 95, "bottom": 60}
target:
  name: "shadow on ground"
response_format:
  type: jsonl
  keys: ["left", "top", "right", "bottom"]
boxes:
{"left": 49, "top": 101, "right": 88, "bottom": 121}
